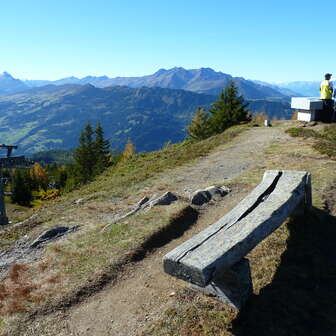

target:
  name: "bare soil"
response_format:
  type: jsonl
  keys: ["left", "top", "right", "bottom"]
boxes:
{"left": 154, "top": 126, "right": 289, "bottom": 195}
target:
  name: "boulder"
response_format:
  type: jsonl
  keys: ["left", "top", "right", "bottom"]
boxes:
{"left": 135, "top": 196, "right": 150, "bottom": 208}
{"left": 205, "top": 186, "right": 230, "bottom": 198}
{"left": 30, "top": 225, "right": 79, "bottom": 248}
{"left": 190, "top": 186, "right": 230, "bottom": 205}
{"left": 148, "top": 192, "right": 178, "bottom": 207}
{"left": 190, "top": 190, "right": 212, "bottom": 206}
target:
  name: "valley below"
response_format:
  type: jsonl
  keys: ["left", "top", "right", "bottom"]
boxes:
{"left": 0, "top": 83, "right": 291, "bottom": 154}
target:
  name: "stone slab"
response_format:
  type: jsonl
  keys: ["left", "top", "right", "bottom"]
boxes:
{"left": 192, "top": 258, "right": 253, "bottom": 309}
{"left": 291, "top": 97, "right": 323, "bottom": 111}
{"left": 297, "top": 110, "right": 316, "bottom": 122}
{"left": 163, "top": 170, "right": 311, "bottom": 287}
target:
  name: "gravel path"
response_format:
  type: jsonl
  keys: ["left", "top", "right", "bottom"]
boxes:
{"left": 164, "top": 126, "right": 290, "bottom": 194}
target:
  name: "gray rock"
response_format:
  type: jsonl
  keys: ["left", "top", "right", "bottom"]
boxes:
{"left": 103, "top": 195, "right": 153, "bottom": 231}
{"left": 190, "top": 190, "right": 212, "bottom": 205}
{"left": 205, "top": 185, "right": 231, "bottom": 198}
{"left": 136, "top": 196, "right": 150, "bottom": 208}
{"left": 103, "top": 192, "right": 178, "bottom": 231}
{"left": 148, "top": 192, "right": 178, "bottom": 207}
{"left": 11, "top": 214, "right": 38, "bottom": 229}
{"left": 190, "top": 186, "right": 230, "bottom": 205}
{"left": 30, "top": 225, "right": 79, "bottom": 248}
{"left": 74, "top": 193, "right": 103, "bottom": 205}
{"left": 192, "top": 258, "right": 252, "bottom": 309}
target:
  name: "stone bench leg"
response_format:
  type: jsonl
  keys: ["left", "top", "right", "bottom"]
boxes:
{"left": 292, "top": 173, "right": 312, "bottom": 217}
{"left": 192, "top": 258, "right": 252, "bottom": 309}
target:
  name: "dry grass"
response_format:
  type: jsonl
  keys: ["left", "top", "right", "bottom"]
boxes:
{"left": 286, "top": 124, "right": 336, "bottom": 159}
{"left": 143, "top": 288, "right": 238, "bottom": 336}
{"left": 143, "top": 130, "right": 336, "bottom": 336}
{"left": 0, "top": 202, "right": 194, "bottom": 322}
{"left": 0, "top": 126, "right": 247, "bottom": 254}
{"left": 251, "top": 112, "right": 268, "bottom": 125}
{"left": 0, "top": 263, "right": 54, "bottom": 315}
{"left": 291, "top": 111, "right": 298, "bottom": 120}
{"left": 0, "top": 126, "right": 247, "bottom": 322}
{"left": 3, "top": 121, "right": 336, "bottom": 335}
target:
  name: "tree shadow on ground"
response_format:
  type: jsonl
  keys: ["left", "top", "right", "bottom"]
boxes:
{"left": 232, "top": 207, "right": 336, "bottom": 336}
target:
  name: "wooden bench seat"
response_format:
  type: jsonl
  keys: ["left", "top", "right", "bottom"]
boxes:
{"left": 163, "top": 170, "right": 312, "bottom": 308}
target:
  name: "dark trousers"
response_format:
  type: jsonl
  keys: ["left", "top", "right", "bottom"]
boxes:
{"left": 321, "top": 99, "right": 334, "bottom": 123}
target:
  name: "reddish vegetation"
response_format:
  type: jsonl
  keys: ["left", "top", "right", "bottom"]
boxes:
{"left": 0, "top": 263, "right": 60, "bottom": 315}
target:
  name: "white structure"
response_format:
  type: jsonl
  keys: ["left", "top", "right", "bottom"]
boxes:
{"left": 291, "top": 97, "right": 323, "bottom": 122}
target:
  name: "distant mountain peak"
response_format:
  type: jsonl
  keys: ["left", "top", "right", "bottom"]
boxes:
{"left": 171, "top": 66, "right": 186, "bottom": 71}
{"left": 0, "top": 71, "right": 14, "bottom": 79}
{"left": 0, "top": 71, "right": 28, "bottom": 95}
{"left": 154, "top": 68, "right": 168, "bottom": 76}
{"left": 199, "top": 67, "right": 216, "bottom": 73}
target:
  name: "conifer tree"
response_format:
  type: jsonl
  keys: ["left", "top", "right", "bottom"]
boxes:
{"left": 74, "top": 123, "right": 95, "bottom": 183}
{"left": 11, "top": 170, "right": 33, "bottom": 206}
{"left": 94, "top": 123, "right": 111, "bottom": 174}
{"left": 187, "top": 107, "right": 211, "bottom": 140}
{"left": 208, "top": 81, "right": 250, "bottom": 134}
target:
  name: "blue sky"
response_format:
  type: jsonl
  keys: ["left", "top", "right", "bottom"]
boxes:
{"left": 2, "top": 0, "right": 336, "bottom": 82}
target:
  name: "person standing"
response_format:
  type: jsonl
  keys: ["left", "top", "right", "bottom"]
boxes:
{"left": 320, "top": 73, "right": 334, "bottom": 122}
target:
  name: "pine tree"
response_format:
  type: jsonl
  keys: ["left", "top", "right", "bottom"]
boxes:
{"left": 11, "top": 170, "right": 33, "bottom": 206}
{"left": 94, "top": 123, "right": 111, "bottom": 174}
{"left": 187, "top": 107, "right": 211, "bottom": 140}
{"left": 208, "top": 81, "right": 250, "bottom": 135}
{"left": 74, "top": 123, "right": 95, "bottom": 183}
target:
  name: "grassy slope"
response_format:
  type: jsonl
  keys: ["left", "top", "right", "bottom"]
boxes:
{"left": 144, "top": 123, "right": 336, "bottom": 336}
{"left": 3, "top": 121, "right": 336, "bottom": 336}
{"left": 0, "top": 125, "right": 247, "bottom": 334}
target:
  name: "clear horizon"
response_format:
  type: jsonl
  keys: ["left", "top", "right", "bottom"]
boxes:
{"left": 2, "top": 0, "right": 336, "bottom": 82}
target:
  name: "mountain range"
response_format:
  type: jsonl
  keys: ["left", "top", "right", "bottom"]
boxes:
{"left": 1, "top": 67, "right": 322, "bottom": 99}
{"left": 276, "top": 81, "right": 320, "bottom": 97}
{"left": 0, "top": 67, "right": 306, "bottom": 154}
{"left": 1, "top": 67, "right": 299, "bottom": 99}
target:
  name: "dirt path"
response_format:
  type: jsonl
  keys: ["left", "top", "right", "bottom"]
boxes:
{"left": 23, "top": 126, "right": 291, "bottom": 336}
{"left": 157, "top": 126, "right": 289, "bottom": 195}
{"left": 36, "top": 188, "right": 253, "bottom": 336}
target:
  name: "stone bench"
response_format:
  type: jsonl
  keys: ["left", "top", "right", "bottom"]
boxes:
{"left": 163, "top": 170, "right": 312, "bottom": 309}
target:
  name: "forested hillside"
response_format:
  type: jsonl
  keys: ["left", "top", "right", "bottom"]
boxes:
{"left": 0, "top": 85, "right": 215, "bottom": 153}
{"left": 0, "top": 84, "right": 292, "bottom": 154}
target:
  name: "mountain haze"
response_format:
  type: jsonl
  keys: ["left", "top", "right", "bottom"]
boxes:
{"left": 277, "top": 81, "right": 320, "bottom": 97}
{"left": 251, "top": 80, "right": 300, "bottom": 97}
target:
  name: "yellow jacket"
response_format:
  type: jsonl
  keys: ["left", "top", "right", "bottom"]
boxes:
{"left": 320, "top": 80, "right": 333, "bottom": 99}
